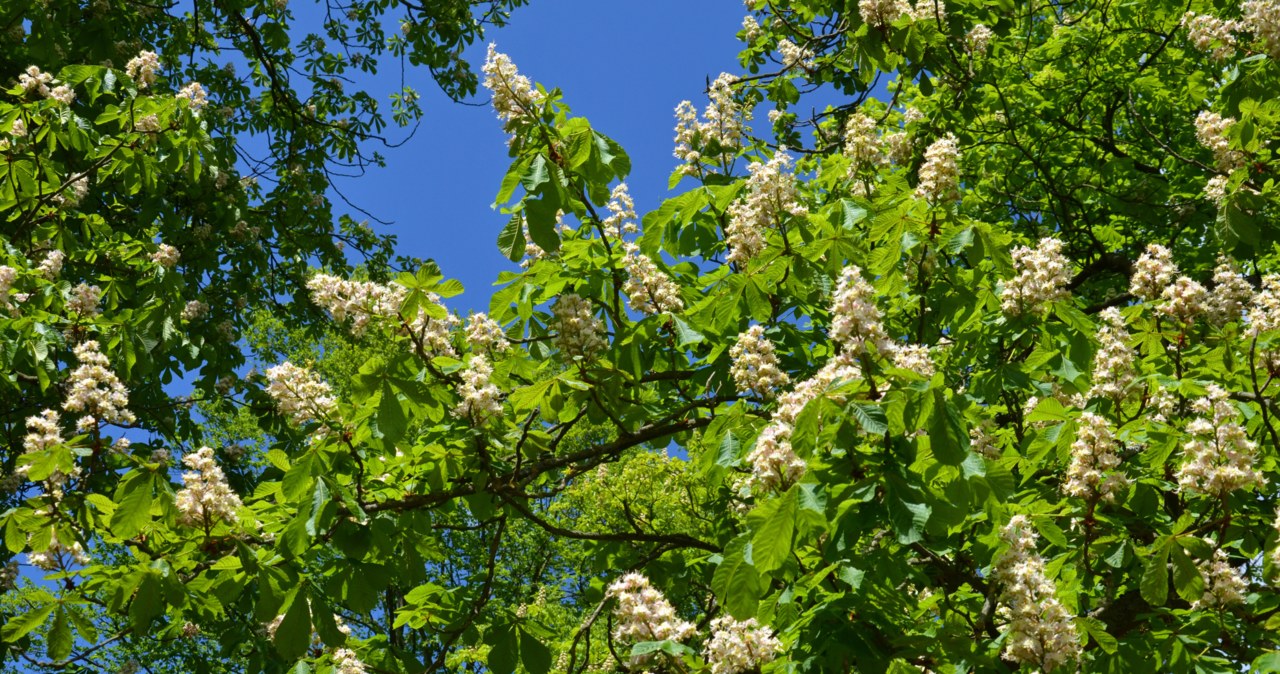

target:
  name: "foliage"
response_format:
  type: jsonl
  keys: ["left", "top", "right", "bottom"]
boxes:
{"left": 6, "top": 0, "right": 1280, "bottom": 673}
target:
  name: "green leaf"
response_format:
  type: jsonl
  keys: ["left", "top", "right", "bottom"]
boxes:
{"left": 1170, "top": 544, "right": 1205, "bottom": 604}
{"left": 1140, "top": 540, "right": 1170, "bottom": 607}
{"left": 130, "top": 571, "right": 163, "bottom": 633}
{"left": 712, "top": 535, "right": 764, "bottom": 619}
{"left": 849, "top": 401, "right": 888, "bottom": 435}
{"left": 671, "top": 317, "right": 704, "bottom": 347}
{"left": 1252, "top": 652, "right": 1280, "bottom": 673}
{"left": 110, "top": 471, "right": 153, "bottom": 539}
{"left": 275, "top": 593, "right": 311, "bottom": 661}
{"left": 497, "top": 213, "right": 525, "bottom": 263}
{"left": 524, "top": 194, "right": 562, "bottom": 253}
{"left": 927, "top": 389, "right": 969, "bottom": 464}
{"left": 751, "top": 488, "right": 797, "bottom": 574}
{"left": 486, "top": 625, "right": 519, "bottom": 674}
{"left": 2, "top": 602, "right": 56, "bottom": 642}
{"left": 629, "top": 640, "right": 694, "bottom": 658}
{"left": 375, "top": 383, "right": 408, "bottom": 443}
{"left": 47, "top": 608, "right": 72, "bottom": 661}
{"left": 1075, "top": 616, "right": 1117, "bottom": 654}
{"left": 840, "top": 199, "right": 868, "bottom": 229}
{"left": 520, "top": 627, "right": 553, "bottom": 674}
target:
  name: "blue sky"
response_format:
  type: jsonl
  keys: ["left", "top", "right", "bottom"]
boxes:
{"left": 325, "top": 1, "right": 750, "bottom": 314}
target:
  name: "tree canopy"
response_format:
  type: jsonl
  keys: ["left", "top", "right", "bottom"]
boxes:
{"left": 4, "top": 0, "right": 1280, "bottom": 673}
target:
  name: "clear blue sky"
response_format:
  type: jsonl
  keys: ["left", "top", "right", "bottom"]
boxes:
{"left": 327, "top": 1, "right": 750, "bottom": 314}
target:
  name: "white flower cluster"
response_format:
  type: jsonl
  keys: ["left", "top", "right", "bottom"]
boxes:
{"left": 64, "top": 340, "right": 136, "bottom": 426}
{"left": 1204, "top": 174, "right": 1230, "bottom": 206}
{"left": 330, "top": 648, "right": 367, "bottom": 674}
{"left": 0, "top": 266, "right": 15, "bottom": 312}
{"left": 704, "top": 616, "right": 783, "bottom": 674}
{"left": 1192, "top": 547, "right": 1248, "bottom": 609}
{"left": 913, "top": 0, "right": 946, "bottom": 22}
{"left": 730, "top": 325, "right": 790, "bottom": 398}
{"left": 777, "top": 38, "right": 815, "bottom": 70}
{"left": 1207, "top": 255, "right": 1253, "bottom": 325}
{"left": 23, "top": 409, "right": 63, "bottom": 455}
{"left": 28, "top": 531, "right": 90, "bottom": 570}
{"left": 725, "top": 149, "right": 808, "bottom": 265}
{"left": 621, "top": 244, "right": 684, "bottom": 315}
{"left": 551, "top": 293, "right": 606, "bottom": 361}
{"left": 1088, "top": 308, "right": 1134, "bottom": 400}
{"left": 673, "top": 73, "right": 749, "bottom": 174}
{"left": 843, "top": 112, "right": 885, "bottom": 176}
{"left": 992, "top": 515, "right": 1082, "bottom": 673}
{"left": 608, "top": 573, "right": 696, "bottom": 645}
{"left": 1000, "top": 238, "right": 1072, "bottom": 315}
{"left": 741, "top": 15, "right": 762, "bottom": 44}
{"left": 1182, "top": 12, "right": 1240, "bottom": 61}
{"left": 38, "top": 250, "right": 64, "bottom": 279}
{"left": 747, "top": 351, "right": 863, "bottom": 491}
{"left": 406, "top": 295, "right": 460, "bottom": 358}
{"left": 175, "top": 446, "right": 242, "bottom": 528}
{"left": 1242, "top": 0, "right": 1280, "bottom": 57}
{"left": 452, "top": 355, "right": 502, "bottom": 425}
{"left": 307, "top": 273, "right": 405, "bottom": 337}
{"left": 10, "top": 118, "right": 26, "bottom": 137}
{"left": 829, "top": 265, "right": 894, "bottom": 354}
{"left": 891, "top": 344, "right": 935, "bottom": 378}
{"left": 914, "top": 134, "right": 960, "bottom": 204}
{"left": 1249, "top": 274, "right": 1280, "bottom": 335}
{"left": 602, "top": 183, "right": 639, "bottom": 238}
{"left": 68, "top": 282, "right": 101, "bottom": 316}
{"left": 265, "top": 362, "right": 338, "bottom": 427}
{"left": 966, "top": 24, "right": 995, "bottom": 54}
{"left": 1063, "top": 412, "right": 1129, "bottom": 502}
{"left": 969, "top": 421, "right": 1002, "bottom": 459}
{"left": 1129, "top": 244, "right": 1176, "bottom": 301}
{"left": 481, "top": 44, "right": 542, "bottom": 134}
{"left": 125, "top": 51, "right": 160, "bottom": 88}
{"left": 466, "top": 313, "right": 509, "bottom": 352}
{"left": 182, "top": 300, "right": 208, "bottom": 321}
{"left": 177, "top": 82, "right": 208, "bottom": 112}
{"left": 859, "top": 0, "right": 910, "bottom": 27}
{"left": 17, "top": 66, "right": 74, "bottom": 105}
{"left": 150, "top": 243, "right": 180, "bottom": 268}
{"left": 1194, "top": 111, "right": 1243, "bottom": 172}
{"left": 1176, "top": 384, "right": 1265, "bottom": 496}
{"left": 1159, "top": 276, "right": 1208, "bottom": 324}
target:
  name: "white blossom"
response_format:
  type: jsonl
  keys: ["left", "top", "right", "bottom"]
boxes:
{"left": 452, "top": 355, "right": 502, "bottom": 424}
{"left": 1064, "top": 413, "right": 1128, "bottom": 502}
{"left": 1000, "top": 238, "right": 1071, "bottom": 315}
{"left": 859, "top": 0, "right": 911, "bottom": 27}
{"left": 174, "top": 447, "right": 242, "bottom": 528}
{"left": 608, "top": 573, "right": 696, "bottom": 646}
{"left": 992, "top": 515, "right": 1082, "bottom": 672}
{"left": 914, "top": 134, "right": 960, "bottom": 204}
{"left": 621, "top": 243, "right": 683, "bottom": 315}
{"left": 673, "top": 73, "right": 750, "bottom": 174}
{"left": 1207, "top": 255, "right": 1253, "bottom": 326}
{"left": 891, "top": 344, "right": 935, "bottom": 378}
{"left": 150, "top": 243, "right": 180, "bottom": 268}
{"left": 741, "top": 15, "right": 762, "bottom": 43}
{"left": 1129, "top": 244, "right": 1177, "bottom": 301}
{"left": 465, "top": 312, "right": 509, "bottom": 352}
{"left": 726, "top": 149, "right": 807, "bottom": 265}
{"left": 602, "top": 183, "right": 638, "bottom": 238}
{"left": 1204, "top": 174, "right": 1230, "bottom": 206}
{"left": 125, "top": 50, "right": 160, "bottom": 88}
{"left": 1242, "top": 0, "right": 1280, "bottom": 57}
{"left": 551, "top": 293, "right": 606, "bottom": 361}
{"left": 177, "top": 82, "right": 209, "bottom": 112}
{"left": 1182, "top": 12, "right": 1240, "bottom": 61}
{"left": 265, "top": 362, "right": 338, "bottom": 427}
{"left": 0, "top": 266, "right": 15, "bottom": 311}
{"left": 1194, "top": 111, "right": 1243, "bottom": 172}
{"left": 1193, "top": 547, "right": 1248, "bottom": 609}
{"left": 11, "top": 118, "right": 26, "bottom": 137}
{"left": 307, "top": 273, "right": 406, "bottom": 337}
{"left": 777, "top": 38, "right": 815, "bottom": 70}
{"left": 1248, "top": 274, "right": 1280, "bottom": 336}
{"left": 37, "top": 250, "right": 64, "bottom": 279}
{"left": 181, "top": 300, "right": 208, "bottom": 321}
{"left": 829, "top": 265, "right": 893, "bottom": 354}
{"left": 966, "top": 24, "right": 995, "bottom": 54}
{"left": 704, "top": 616, "right": 783, "bottom": 674}
{"left": 730, "top": 325, "right": 790, "bottom": 398}
{"left": 1159, "top": 276, "right": 1208, "bottom": 324}
{"left": 68, "top": 282, "right": 101, "bottom": 316}
{"left": 844, "top": 112, "right": 884, "bottom": 176}
{"left": 1176, "top": 385, "right": 1265, "bottom": 496}
{"left": 18, "top": 66, "right": 53, "bottom": 95}
{"left": 64, "top": 340, "right": 135, "bottom": 426}
{"left": 481, "top": 44, "right": 542, "bottom": 135}
{"left": 969, "top": 421, "right": 1002, "bottom": 459}
{"left": 1089, "top": 308, "right": 1134, "bottom": 400}
{"left": 332, "top": 648, "right": 368, "bottom": 674}
{"left": 27, "top": 531, "right": 90, "bottom": 570}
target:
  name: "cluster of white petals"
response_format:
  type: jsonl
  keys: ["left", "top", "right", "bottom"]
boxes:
{"left": 914, "top": 134, "right": 960, "bottom": 204}
{"left": 18, "top": 66, "right": 74, "bottom": 105}
{"left": 1207, "top": 255, "right": 1253, "bottom": 325}
{"left": 64, "top": 340, "right": 136, "bottom": 426}
{"left": 551, "top": 293, "right": 606, "bottom": 361}
{"left": 28, "top": 531, "right": 90, "bottom": 570}
{"left": 125, "top": 51, "right": 160, "bottom": 88}
{"left": 1194, "top": 111, "right": 1243, "bottom": 172}
{"left": 307, "top": 273, "right": 405, "bottom": 337}
{"left": 1182, "top": 12, "right": 1240, "bottom": 61}
{"left": 843, "top": 113, "right": 885, "bottom": 176}
{"left": 1089, "top": 308, "right": 1134, "bottom": 400}
{"left": 1248, "top": 274, "right": 1280, "bottom": 336}
{"left": 332, "top": 648, "right": 368, "bottom": 674}
{"left": 481, "top": 45, "right": 542, "bottom": 134}
{"left": 1129, "top": 244, "right": 1177, "bottom": 301}
{"left": 911, "top": 0, "right": 946, "bottom": 22}
{"left": 23, "top": 410, "right": 63, "bottom": 455}
{"left": 673, "top": 73, "right": 749, "bottom": 174}
{"left": 405, "top": 294, "right": 460, "bottom": 358}
{"left": 969, "top": 421, "right": 1002, "bottom": 459}
{"left": 182, "top": 300, "right": 208, "bottom": 321}
{"left": 704, "top": 616, "right": 783, "bottom": 674}
{"left": 602, "top": 183, "right": 638, "bottom": 238}
{"left": 150, "top": 243, "right": 180, "bottom": 268}
{"left": 608, "top": 573, "right": 696, "bottom": 646}
{"left": 966, "top": 24, "right": 995, "bottom": 54}
{"left": 859, "top": 0, "right": 910, "bottom": 27}
{"left": 177, "top": 82, "right": 208, "bottom": 112}
{"left": 1242, "top": 0, "right": 1280, "bottom": 57}
{"left": 68, "top": 282, "right": 101, "bottom": 316}
{"left": 992, "top": 516, "right": 1082, "bottom": 672}
{"left": 1159, "top": 276, "right": 1208, "bottom": 324}
{"left": 175, "top": 447, "right": 242, "bottom": 528}
{"left": 265, "top": 362, "right": 338, "bottom": 427}
{"left": 452, "top": 355, "right": 502, "bottom": 424}
{"left": 1176, "top": 385, "right": 1265, "bottom": 496}
{"left": 0, "top": 266, "right": 15, "bottom": 311}
{"left": 829, "top": 266, "right": 893, "bottom": 353}
{"left": 1000, "top": 238, "right": 1072, "bottom": 315}
{"left": 725, "top": 149, "right": 807, "bottom": 265}
{"left": 730, "top": 325, "right": 790, "bottom": 398}
{"left": 1204, "top": 174, "right": 1230, "bottom": 206}
{"left": 621, "top": 244, "right": 683, "bottom": 315}
{"left": 777, "top": 39, "right": 815, "bottom": 69}
{"left": 38, "top": 250, "right": 64, "bottom": 279}
{"left": 1064, "top": 412, "right": 1129, "bottom": 501}
{"left": 892, "top": 344, "right": 935, "bottom": 378}
{"left": 1192, "top": 547, "right": 1249, "bottom": 609}
{"left": 466, "top": 313, "right": 509, "bottom": 352}
{"left": 741, "top": 15, "right": 762, "bottom": 43}
{"left": 10, "top": 118, "right": 26, "bottom": 137}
